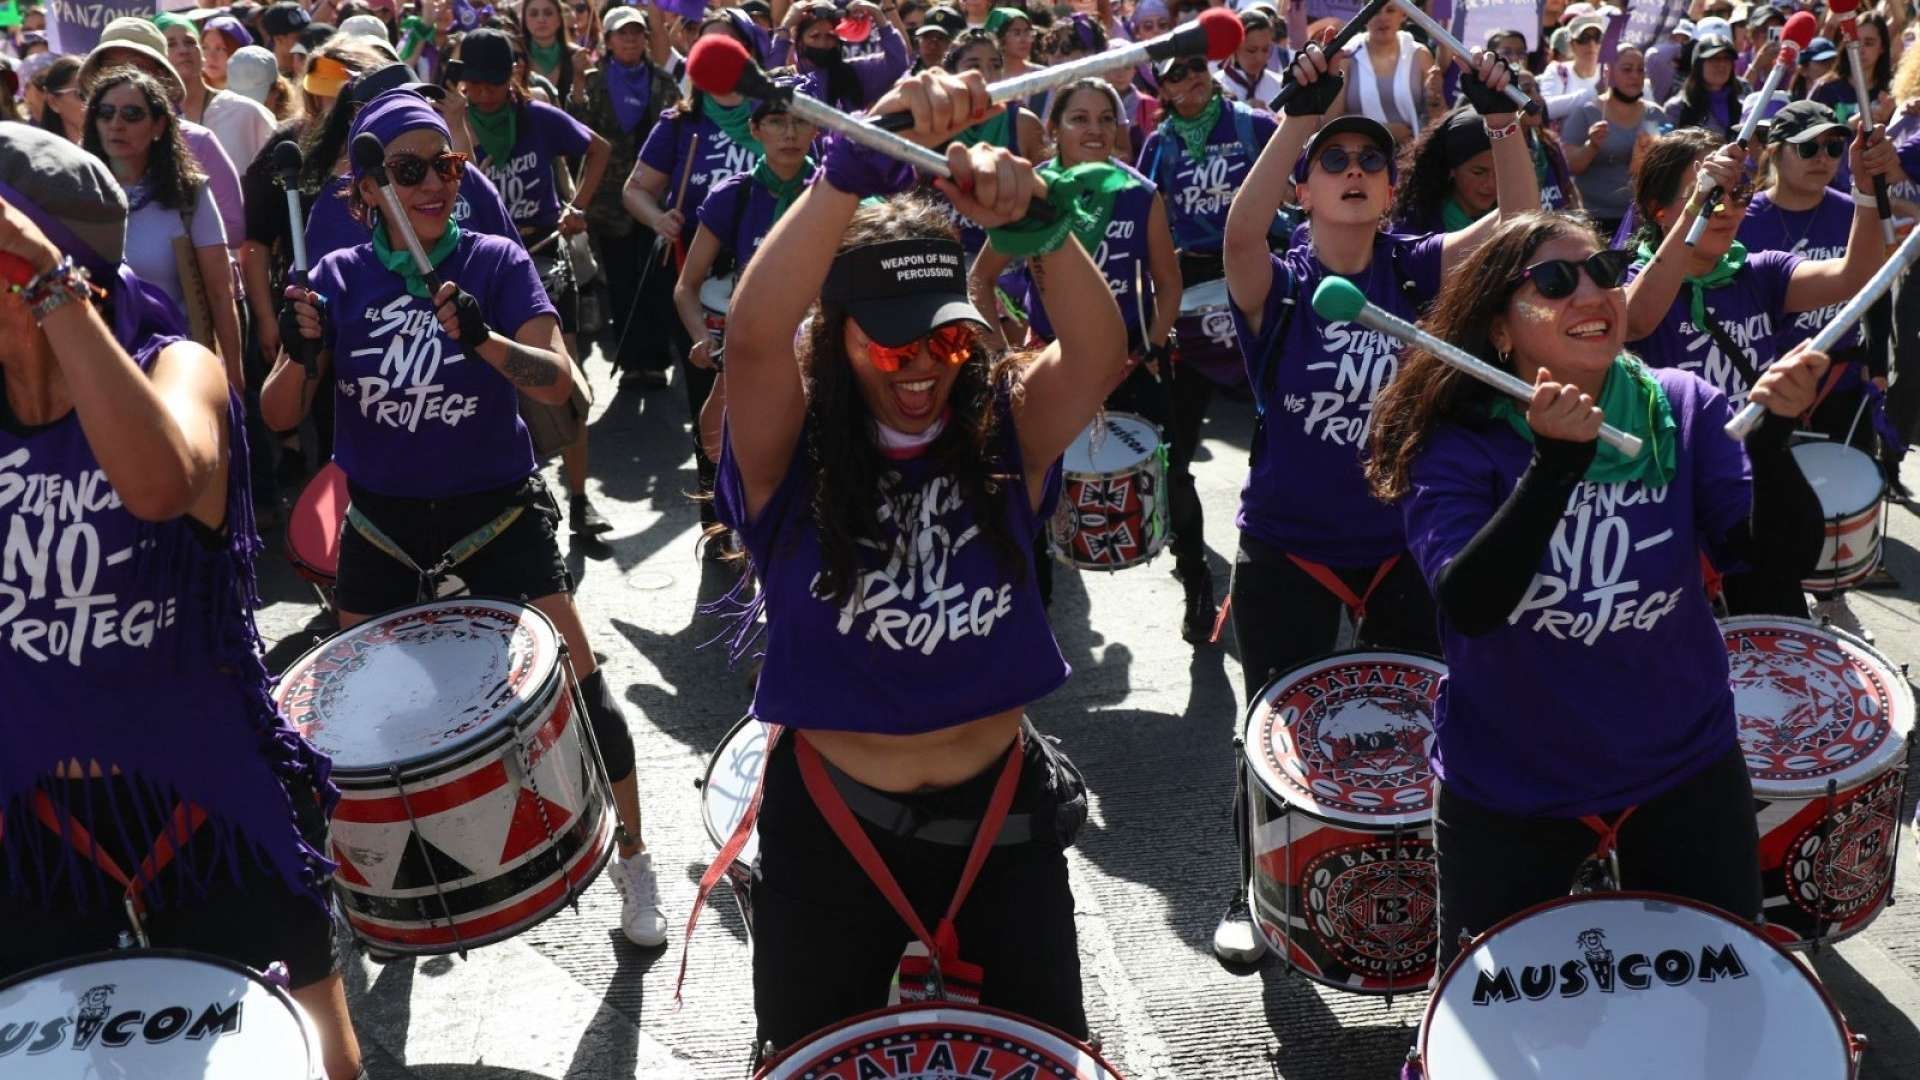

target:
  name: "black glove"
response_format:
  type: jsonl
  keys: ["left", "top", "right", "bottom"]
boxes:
{"left": 445, "top": 288, "right": 491, "bottom": 350}
{"left": 1283, "top": 47, "right": 1344, "bottom": 117}
{"left": 278, "top": 295, "right": 323, "bottom": 367}
{"left": 1147, "top": 340, "right": 1173, "bottom": 368}
{"left": 1459, "top": 62, "right": 1518, "bottom": 117}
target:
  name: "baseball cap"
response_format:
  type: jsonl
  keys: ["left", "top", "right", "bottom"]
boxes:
{"left": 1805, "top": 36, "right": 1837, "bottom": 62}
{"left": 1568, "top": 14, "right": 1606, "bottom": 40}
{"left": 920, "top": 4, "right": 964, "bottom": 36}
{"left": 1297, "top": 115, "right": 1398, "bottom": 184}
{"left": 261, "top": 2, "right": 311, "bottom": 38}
{"left": 295, "top": 22, "right": 335, "bottom": 56}
{"left": 1766, "top": 99, "right": 1847, "bottom": 144}
{"left": 603, "top": 6, "right": 647, "bottom": 36}
{"left": 820, "top": 237, "right": 987, "bottom": 348}
{"left": 346, "top": 60, "right": 446, "bottom": 105}
{"left": 338, "top": 14, "right": 395, "bottom": 46}
{"left": 1560, "top": 2, "right": 1595, "bottom": 22}
{"left": 1748, "top": 3, "right": 1786, "bottom": 27}
{"left": 226, "top": 45, "right": 279, "bottom": 103}
{"left": 1672, "top": 19, "right": 1695, "bottom": 39}
{"left": 79, "top": 17, "right": 186, "bottom": 103}
{"left": 458, "top": 28, "right": 516, "bottom": 84}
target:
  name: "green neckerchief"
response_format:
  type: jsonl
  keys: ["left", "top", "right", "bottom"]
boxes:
{"left": 529, "top": 38, "right": 564, "bottom": 75}
{"left": 1037, "top": 159, "right": 1134, "bottom": 258}
{"left": 372, "top": 218, "right": 463, "bottom": 299}
{"left": 1490, "top": 354, "right": 1678, "bottom": 489}
{"left": 704, "top": 93, "right": 763, "bottom": 156}
{"left": 754, "top": 156, "right": 815, "bottom": 224}
{"left": 955, "top": 108, "right": 1011, "bottom": 150}
{"left": 468, "top": 106, "right": 518, "bottom": 173}
{"left": 1635, "top": 239, "right": 1746, "bottom": 334}
{"left": 1440, "top": 195, "right": 1480, "bottom": 232}
{"left": 397, "top": 15, "right": 433, "bottom": 61}
{"left": 1160, "top": 94, "right": 1222, "bottom": 162}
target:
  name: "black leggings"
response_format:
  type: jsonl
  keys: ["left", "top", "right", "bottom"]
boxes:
{"left": 1434, "top": 746, "right": 1763, "bottom": 969}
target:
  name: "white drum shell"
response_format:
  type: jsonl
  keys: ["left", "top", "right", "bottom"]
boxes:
{"left": 755, "top": 1004, "right": 1124, "bottom": 1080}
{"left": 701, "top": 715, "right": 767, "bottom": 871}
{"left": 1791, "top": 441, "right": 1885, "bottom": 590}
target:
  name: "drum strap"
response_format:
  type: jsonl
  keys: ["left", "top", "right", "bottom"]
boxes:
{"left": 794, "top": 731, "right": 1023, "bottom": 1002}
{"left": 1800, "top": 360, "right": 1852, "bottom": 426}
{"left": 675, "top": 722, "right": 786, "bottom": 1007}
{"left": 1285, "top": 553, "right": 1401, "bottom": 625}
{"left": 346, "top": 503, "right": 525, "bottom": 601}
{"left": 28, "top": 792, "right": 207, "bottom": 944}
{"left": 1576, "top": 806, "right": 1638, "bottom": 892}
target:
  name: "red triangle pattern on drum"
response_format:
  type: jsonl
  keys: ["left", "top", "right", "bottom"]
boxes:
{"left": 333, "top": 842, "right": 371, "bottom": 887}
{"left": 1837, "top": 541, "right": 1854, "bottom": 561}
{"left": 499, "top": 786, "right": 575, "bottom": 864}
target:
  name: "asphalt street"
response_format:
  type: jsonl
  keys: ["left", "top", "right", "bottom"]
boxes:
{"left": 253, "top": 346, "right": 1920, "bottom": 1079}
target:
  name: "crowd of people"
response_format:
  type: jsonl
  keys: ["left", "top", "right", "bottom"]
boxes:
{"left": 1, "top": 0, "right": 1914, "bottom": 1075}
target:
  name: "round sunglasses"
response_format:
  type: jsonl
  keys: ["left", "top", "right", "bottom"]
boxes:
{"left": 385, "top": 151, "right": 470, "bottom": 186}
{"left": 1159, "top": 58, "right": 1210, "bottom": 84}
{"left": 1513, "top": 249, "right": 1633, "bottom": 299}
{"left": 91, "top": 102, "right": 153, "bottom": 124}
{"left": 1790, "top": 135, "right": 1850, "bottom": 160}
{"left": 1315, "top": 145, "right": 1390, "bottom": 176}
{"left": 862, "top": 321, "right": 980, "bottom": 372}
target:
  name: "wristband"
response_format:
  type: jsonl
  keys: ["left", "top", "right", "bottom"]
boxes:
{"left": 16, "top": 257, "right": 100, "bottom": 324}
{"left": 1853, "top": 188, "right": 1879, "bottom": 207}
{"left": 1485, "top": 119, "right": 1521, "bottom": 141}
{"left": 818, "top": 129, "right": 917, "bottom": 198}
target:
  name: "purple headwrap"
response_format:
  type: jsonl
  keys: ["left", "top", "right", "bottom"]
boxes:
{"left": 711, "top": 6, "right": 773, "bottom": 67}
{"left": 205, "top": 16, "right": 256, "bottom": 48}
{"left": 348, "top": 90, "right": 452, "bottom": 180}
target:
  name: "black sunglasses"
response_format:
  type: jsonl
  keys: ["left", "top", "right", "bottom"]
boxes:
{"left": 91, "top": 102, "right": 152, "bottom": 123}
{"left": 386, "top": 150, "right": 469, "bottom": 186}
{"left": 1514, "top": 249, "right": 1632, "bottom": 299}
{"left": 1792, "top": 135, "right": 1849, "bottom": 160}
{"left": 1160, "top": 58, "right": 1210, "bottom": 83}
{"left": 1575, "top": 31, "right": 1603, "bottom": 44}
{"left": 1316, "top": 145, "right": 1390, "bottom": 176}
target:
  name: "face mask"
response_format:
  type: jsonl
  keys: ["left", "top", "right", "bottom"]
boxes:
{"left": 1612, "top": 86, "right": 1642, "bottom": 102}
{"left": 803, "top": 44, "right": 843, "bottom": 66}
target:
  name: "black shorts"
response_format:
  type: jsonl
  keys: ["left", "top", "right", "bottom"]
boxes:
{"left": 335, "top": 474, "right": 573, "bottom": 616}
{"left": 0, "top": 777, "right": 340, "bottom": 989}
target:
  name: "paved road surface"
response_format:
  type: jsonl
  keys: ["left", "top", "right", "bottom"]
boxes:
{"left": 255, "top": 350, "right": 1920, "bottom": 1079}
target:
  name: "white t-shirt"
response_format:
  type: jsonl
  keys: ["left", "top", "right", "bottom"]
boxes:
{"left": 1540, "top": 61, "right": 1603, "bottom": 121}
{"left": 1213, "top": 63, "right": 1286, "bottom": 110}
{"left": 123, "top": 179, "right": 227, "bottom": 310}
{"left": 202, "top": 90, "right": 277, "bottom": 174}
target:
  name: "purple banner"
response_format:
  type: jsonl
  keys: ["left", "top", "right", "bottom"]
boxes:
{"left": 1305, "top": 0, "right": 1367, "bottom": 19}
{"left": 655, "top": 0, "right": 706, "bottom": 20}
{"left": 1600, "top": 9, "right": 1626, "bottom": 62}
{"left": 1449, "top": 0, "right": 1539, "bottom": 51}
{"left": 45, "top": 0, "right": 157, "bottom": 55}
{"left": 1621, "top": 0, "right": 1689, "bottom": 50}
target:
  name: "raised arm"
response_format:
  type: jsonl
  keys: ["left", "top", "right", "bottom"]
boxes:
{"left": 1622, "top": 143, "right": 1743, "bottom": 341}
{"left": 1439, "top": 53, "right": 1534, "bottom": 273}
{"left": 1224, "top": 45, "right": 1327, "bottom": 330}
{"left": 967, "top": 242, "right": 1018, "bottom": 353}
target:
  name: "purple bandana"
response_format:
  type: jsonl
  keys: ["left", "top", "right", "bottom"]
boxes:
{"left": 348, "top": 92, "right": 452, "bottom": 180}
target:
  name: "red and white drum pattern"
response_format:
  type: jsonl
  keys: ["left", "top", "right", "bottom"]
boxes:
{"left": 754, "top": 1005, "right": 1124, "bottom": 1080}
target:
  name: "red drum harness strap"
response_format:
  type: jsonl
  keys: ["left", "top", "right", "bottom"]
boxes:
{"left": 20, "top": 791, "right": 209, "bottom": 946}
{"left": 1209, "top": 553, "right": 1404, "bottom": 644}
{"left": 679, "top": 723, "right": 785, "bottom": 1004}
{"left": 1576, "top": 805, "right": 1640, "bottom": 893}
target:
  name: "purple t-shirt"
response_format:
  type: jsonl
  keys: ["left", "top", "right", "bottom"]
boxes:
{"left": 310, "top": 231, "right": 553, "bottom": 498}
{"left": 303, "top": 169, "right": 519, "bottom": 267}
{"left": 474, "top": 100, "right": 594, "bottom": 232}
{"left": 713, "top": 414, "right": 1071, "bottom": 733}
{"left": 695, "top": 171, "right": 777, "bottom": 265}
{"left": 1024, "top": 161, "right": 1157, "bottom": 354}
{"left": 796, "top": 23, "right": 910, "bottom": 111}
{"left": 1623, "top": 247, "right": 1802, "bottom": 406}
{"left": 637, "top": 106, "right": 760, "bottom": 216}
{"left": 1404, "top": 369, "right": 1750, "bottom": 817}
{"left": 1137, "top": 100, "right": 1276, "bottom": 253}
{"left": 1738, "top": 189, "right": 1864, "bottom": 361}
{"left": 181, "top": 121, "right": 244, "bottom": 250}
{"left": 1230, "top": 232, "right": 1444, "bottom": 565}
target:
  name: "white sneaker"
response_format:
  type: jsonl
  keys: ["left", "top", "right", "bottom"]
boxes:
{"left": 1211, "top": 891, "right": 1268, "bottom": 964}
{"left": 610, "top": 850, "right": 668, "bottom": 947}
{"left": 1811, "top": 592, "right": 1874, "bottom": 645}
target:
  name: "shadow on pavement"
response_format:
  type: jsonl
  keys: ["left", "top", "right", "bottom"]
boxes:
{"left": 1813, "top": 946, "right": 1920, "bottom": 1079}
{"left": 563, "top": 930, "right": 664, "bottom": 1080}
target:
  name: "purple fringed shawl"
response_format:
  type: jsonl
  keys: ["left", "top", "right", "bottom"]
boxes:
{"left": 0, "top": 273, "right": 338, "bottom": 915}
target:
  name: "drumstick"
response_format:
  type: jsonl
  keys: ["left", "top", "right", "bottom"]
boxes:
{"left": 1724, "top": 222, "right": 1920, "bottom": 440}
{"left": 686, "top": 37, "right": 1058, "bottom": 223}
{"left": 671, "top": 129, "right": 699, "bottom": 268}
{"left": 873, "top": 9, "right": 1243, "bottom": 132}
{"left": 1684, "top": 12, "right": 1814, "bottom": 248}
{"left": 1388, "top": 0, "right": 1537, "bottom": 116}
{"left": 272, "top": 141, "right": 310, "bottom": 281}
{"left": 1132, "top": 259, "right": 1161, "bottom": 383}
{"left": 1833, "top": 0, "right": 1897, "bottom": 245}
{"left": 352, "top": 133, "right": 439, "bottom": 282}
{"left": 1311, "top": 277, "right": 1644, "bottom": 457}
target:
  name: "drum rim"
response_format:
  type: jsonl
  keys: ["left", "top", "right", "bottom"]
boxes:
{"left": 700, "top": 714, "right": 769, "bottom": 851}
{"left": 699, "top": 273, "right": 735, "bottom": 312}
{"left": 1417, "top": 890, "right": 1855, "bottom": 1073}
{"left": 326, "top": 669, "right": 566, "bottom": 785}
{"left": 1061, "top": 410, "right": 1165, "bottom": 475}
{"left": 1722, "top": 615, "right": 1915, "bottom": 793}
{"left": 752, "top": 1002, "right": 1124, "bottom": 1080}
{"left": 1243, "top": 647, "right": 1448, "bottom": 827}
{"left": 1789, "top": 440, "right": 1887, "bottom": 516}
{"left": 276, "top": 598, "right": 564, "bottom": 775}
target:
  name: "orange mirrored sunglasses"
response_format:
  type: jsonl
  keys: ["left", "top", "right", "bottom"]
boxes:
{"left": 862, "top": 321, "right": 979, "bottom": 373}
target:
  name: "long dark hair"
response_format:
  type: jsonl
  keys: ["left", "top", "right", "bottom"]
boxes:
{"left": 1833, "top": 13, "right": 1893, "bottom": 96}
{"left": 943, "top": 29, "right": 1002, "bottom": 74}
{"left": 1671, "top": 45, "right": 1747, "bottom": 130}
{"left": 31, "top": 55, "right": 81, "bottom": 137}
{"left": 1369, "top": 212, "right": 1603, "bottom": 502}
{"left": 1046, "top": 76, "right": 1121, "bottom": 128}
{"left": 82, "top": 69, "right": 204, "bottom": 212}
{"left": 805, "top": 196, "right": 1029, "bottom": 607}
{"left": 1629, "top": 127, "right": 1717, "bottom": 250}
{"left": 518, "top": 0, "right": 576, "bottom": 58}
{"left": 1390, "top": 105, "right": 1474, "bottom": 232}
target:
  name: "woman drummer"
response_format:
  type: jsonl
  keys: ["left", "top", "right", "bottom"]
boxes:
{"left": 1622, "top": 127, "right": 1893, "bottom": 619}
{"left": 0, "top": 122, "right": 361, "bottom": 1079}
{"left": 967, "top": 77, "right": 1181, "bottom": 602}
{"left": 1367, "top": 211, "right": 1827, "bottom": 968}
{"left": 715, "top": 68, "right": 1128, "bottom": 1049}
{"left": 1209, "top": 43, "right": 1535, "bottom": 964}
{"left": 258, "top": 93, "right": 666, "bottom": 951}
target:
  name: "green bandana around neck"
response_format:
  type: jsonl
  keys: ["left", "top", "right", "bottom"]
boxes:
{"left": 1036, "top": 159, "right": 1135, "bottom": 260}
{"left": 1636, "top": 239, "right": 1746, "bottom": 334}
{"left": 1161, "top": 93, "right": 1221, "bottom": 162}
{"left": 467, "top": 105, "right": 519, "bottom": 172}
{"left": 955, "top": 107, "right": 1012, "bottom": 151}
{"left": 1440, "top": 195, "right": 1481, "bottom": 232}
{"left": 529, "top": 37, "right": 564, "bottom": 73}
{"left": 1490, "top": 354, "right": 1678, "bottom": 489}
{"left": 754, "top": 156, "right": 815, "bottom": 224}
{"left": 372, "top": 217, "right": 464, "bottom": 299}
{"left": 704, "top": 93, "right": 764, "bottom": 156}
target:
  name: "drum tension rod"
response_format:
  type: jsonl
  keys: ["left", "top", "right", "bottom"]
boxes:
{"left": 392, "top": 763, "right": 471, "bottom": 961}
{"left": 1811, "top": 777, "right": 1840, "bottom": 955}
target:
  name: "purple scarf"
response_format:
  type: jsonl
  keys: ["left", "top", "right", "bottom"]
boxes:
{"left": 605, "top": 57, "right": 654, "bottom": 133}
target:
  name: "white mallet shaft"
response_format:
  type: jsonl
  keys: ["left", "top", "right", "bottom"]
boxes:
{"left": 1389, "top": 0, "right": 1533, "bottom": 114}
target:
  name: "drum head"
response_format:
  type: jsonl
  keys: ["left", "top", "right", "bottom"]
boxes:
{"left": 700, "top": 274, "right": 735, "bottom": 316}
{"left": 1178, "top": 276, "right": 1228, "bottom": 314}
{"left": 1790, "top": 441, "right": 1884, "bottom": 517}
{"left": 0, "top": 950, "right": 321, "bottom": 1079}
{"left": 702, "top": 716, "right": 767, "bottom": 863}
{"left": 1244, "top": 650, "right": 1444, "bottom": 826}
{"left": 1723, "top": 616, "right": 1913, "bottom": 796}
{"left": 277, "top": 599, "right": 562, "bottom": 774}
{"left": 755, "top": 1004, "right": 1123, "bottom": 1080}
{"left": 1422, "top": 894, "right": 1852, "bottom": 1079}
{"left": 1062, "top": 412, "right": 1160, "bottom": 475}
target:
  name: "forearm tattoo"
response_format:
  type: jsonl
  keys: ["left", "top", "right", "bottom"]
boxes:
{"left": 501, "top": 343, "right": 561, "bottom": 389}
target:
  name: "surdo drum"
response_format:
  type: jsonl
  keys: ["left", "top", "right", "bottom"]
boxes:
{"left": 696, "top": 714, "right": 767, "bottom": 934}
{"left": 701, "top": 274, "right": 734, "bottom": 367}
{"left": 1723, "top": 617, "right": 1912, "bottom": 947}
{"left": 1048, "top": 412, "right": 1169, "bottom": 570}
{"left": 276, "top": 599, "right": 617, "bottom": 955}
{"left": 1172, "top": 278, "right": 1247, "bottom": 390}
{"left": 1243, "top": 650, "right": 1443, "bottom": 994}
{"left": 1791, "top": 441, "right": 1887, "bottom": 591}
{"left": 284, "top": 462, "right": 347, "bottom": 609}
{"left": 0, "top": 950, "right": 325, "bottom": 1079}
{"left": 754, "top": 1004, "right": 1124, "bottom": 1080}
{"left": 1416, "top": 893, "right": 1863, "bottom": 1079}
